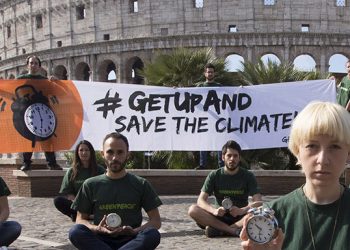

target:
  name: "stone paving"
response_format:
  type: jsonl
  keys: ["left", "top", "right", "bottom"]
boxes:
{"left": 7, "top": 195, "right": 279, "bottom": 250}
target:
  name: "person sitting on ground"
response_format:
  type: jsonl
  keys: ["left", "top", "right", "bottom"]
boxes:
{"left": 188, "top": 140, "right": 262, "bottom": 238}
{"left": 240, "top": 101, "right": 350, "bottom": 250}
{"left": 0, "top": 177, "right": 21, "bottom": 248}
{"left": 69, "top": 132, "right": 162, "bottom": 250}
{"left": 17, "top": 55, "right": 61, "bottom": 171}
{"left": 54, "top": 140, "right": 105, "bottom": 222}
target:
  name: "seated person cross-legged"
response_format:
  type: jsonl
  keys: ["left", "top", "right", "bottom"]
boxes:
{"left": 188, "top": 140, "right": 262, "bottom": 238}
{"left": 54, "top": 140, "right": 105, "bottom": 221}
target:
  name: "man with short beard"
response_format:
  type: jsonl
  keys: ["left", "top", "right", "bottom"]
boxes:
{"left": 69, "top": 132, "right": 162, "bottom": 249}
{"left": 188, "top": 140, "right": 262, "bottom": 238}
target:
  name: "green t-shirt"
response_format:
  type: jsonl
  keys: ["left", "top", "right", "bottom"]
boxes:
{"left": 196, "top": 81, "right": 221, "bottom": 87}
{"left": 59, "top": 165, "right": 106, "bottom": 196}
{"left": 268, "top": 187, "right": 350, "bottom": 250}
{"left": 201, "top": 167, "right": 260, "bottom": 208}
{"left": 0, "top": 177, "right": 11, "bottom": 197}
{"left": 72, "top": 173, "right": 162, "bottom": 227}
{"left": 337, "top": 76, "right": 350, "bottom": 107}
{"left": 17, "top": 74, "right": 47, "bottom": 80}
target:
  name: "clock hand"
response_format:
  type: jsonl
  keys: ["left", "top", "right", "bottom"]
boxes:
{"left": 255, "top": 224, "right": 262, "bottom": 231}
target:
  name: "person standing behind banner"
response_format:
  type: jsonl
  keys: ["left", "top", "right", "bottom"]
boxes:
{"left": 0, "top": 177, "right": 21, "bottom": 248}
{"left": 69, "top": 132, "right": 162, "bottom": 250}
{"left": 16, "top": 55, "right": 62, "bottom": 171}
{"left": 195, "top": 63, "right": 224, "bottom": 170}
{"left": 240, "top": 101, "right": 350, "bottom": 250}
{"left": 54, "top": 140, "right": 105, "bottom": 222}
{"left": 336, "top": 60, "right": 350, "bottom": 111}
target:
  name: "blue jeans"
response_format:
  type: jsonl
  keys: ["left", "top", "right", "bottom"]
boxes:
{"left": 0, "top": 221, "right": 22, "bottom": 246}
{"left": 69, "top": 224, "right": 161, "bottom": 250}
{"left": 199, "top": 151, "right": 224, "bottom": 168}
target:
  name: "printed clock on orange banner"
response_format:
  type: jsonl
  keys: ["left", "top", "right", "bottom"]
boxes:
{"left": 0, "top": 79, "right": 83, "bottom": 153}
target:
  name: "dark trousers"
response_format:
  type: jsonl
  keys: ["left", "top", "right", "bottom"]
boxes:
{"left": 69, "top": 224, "right": 161, "bottom": 250}
{"left": 22, "top": 152, "right": 56, "bottom": 166}
{"left": 0, "top": 221, "right": 22, "bottom": 246}
{"left": 53, "top": 196, "right": 77, "bottom": 221}
{"left": 199, "top": 151, "right": 224, "bottom": 168}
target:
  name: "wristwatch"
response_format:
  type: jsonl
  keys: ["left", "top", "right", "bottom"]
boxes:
{"left": 106, "top": 213, "right": 122, "bottom": 228}
{"left": 246, "top": 206, "right": 278, "bottom": 244}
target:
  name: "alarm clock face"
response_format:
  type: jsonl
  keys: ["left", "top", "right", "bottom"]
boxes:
{"left": 222, "top": 198, "right": 233, "bottom": 210}
{"left": 24, "top": 103, "right": 56, "bottom": 138}
{"left": 246, "top": 215, "right": 276, "bottom": 244}
{"left": 106, "top": 213, "right": 122, "bottom": 228}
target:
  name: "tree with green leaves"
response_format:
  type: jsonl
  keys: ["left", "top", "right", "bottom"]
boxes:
{"left": 140, "top": 47, "right": 238, "bottom": 87}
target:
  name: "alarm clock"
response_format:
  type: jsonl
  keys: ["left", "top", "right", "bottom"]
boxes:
{"left": 222, "top": 197, "right": 233, "bottom": 211}
{"left": 11, "top": 84, "right": 57, "bottom": 147}
{"left": 246, "top": 206, "right": 278, "bottom": 244}
{"left": 106, "top": 213, "right": 122, "bottom": 228}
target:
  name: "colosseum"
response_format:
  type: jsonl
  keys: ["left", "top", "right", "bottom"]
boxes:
{"left": 0, "top": 0, "right": 349, "bottom": 82}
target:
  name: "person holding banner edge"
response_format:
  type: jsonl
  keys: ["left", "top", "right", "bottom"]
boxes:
{"left": 336, "top": 60, "right": 350, "bottom": 111}
{"left": 240, "top": 101, "right": 350, "bottom": 250}
{"left": 69, "top": 132, "right": 162, "bottom": 250}
{"left": 16, "top": 55, "right": 62, "bottom": 171}
{"left": 188, "top": 140, "right": 262, "bottom": 238}
{"left": 196, "top": 63, "right": 224, "bottom": 170}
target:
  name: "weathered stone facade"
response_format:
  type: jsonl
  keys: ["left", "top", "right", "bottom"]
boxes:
{"left": 0, "top": 0, "right": 349, "bottom": 81}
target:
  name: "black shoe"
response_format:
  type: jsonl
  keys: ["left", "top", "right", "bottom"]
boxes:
{"left": 195, "top": 166, "right": 205, "bottom": 170}
{"left": 205, "top": 226, "right": 225, "bottom": 238}
{"left": 48, "top": 163, "right": 63, "bottom": 170}
{"left": 20, "top": 164, "right": 31, "bottom": 171}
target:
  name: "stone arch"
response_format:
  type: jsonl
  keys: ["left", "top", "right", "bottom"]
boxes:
{"left": 75, "top": 62, "right": 91, "bottom": 81}
{"left": 125, "top": 56, "right": 144, "bottom": 84}
{"left": 293, "top": 54, "right": 316, "bottom": 72}
{"left": 97, "top": 59, "right": 117, "bottom": 83}
{"left": 224, "top": 54, "right": 245, "bottom": 72}
{"left": 328, "top": 53, "right": 348, "bottom": 73}
{"left": 260, "top": 53, "right": 281, "bottom": 65}
{"left": 53, "top": 65, "right": 68, "bottom": 80}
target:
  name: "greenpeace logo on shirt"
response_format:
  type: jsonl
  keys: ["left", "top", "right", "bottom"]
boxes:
{"left": 99, "top": 203, "right": 136, "bottom": 210}
{"left": 219, "top": 189, "right": 244, "bottom": 195}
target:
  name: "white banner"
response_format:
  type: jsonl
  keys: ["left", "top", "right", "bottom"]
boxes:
{"left": 75, "top": 79, "right": 336, "bottom": 151}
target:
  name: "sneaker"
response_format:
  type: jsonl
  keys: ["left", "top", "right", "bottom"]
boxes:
{"left": 0, "top": 246, "right": 8, "bottom": 250}
{"left": 20, "top": 164, "right": 31, "bottom": 171}
{"left": 205, "top": 226, "right": 225, "bottom": 238}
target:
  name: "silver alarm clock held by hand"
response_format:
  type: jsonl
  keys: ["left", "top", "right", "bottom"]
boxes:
{"left": 222, "top": 197, "right": 233, "bottom": 212}
{"left": 106, "top": 213, "right": 122, "bottom": 228}
{"left": 246, "top": 206, "right": 278, "bottom": 244}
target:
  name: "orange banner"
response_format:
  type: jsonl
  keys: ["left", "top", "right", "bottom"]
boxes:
{"left": 0, "top": 79, "right": 83, "bottom": 153}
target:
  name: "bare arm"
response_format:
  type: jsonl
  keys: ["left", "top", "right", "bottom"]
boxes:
{"left": 230, "top": 193, "right": 263, "bottom": 217}
{"left": 197, "top": 191, "right": 225, "bottom": 217}
{"left": 134, "top": 207, "right": 161, "bottom": 233}
{"left": 0, "top": 196, "right": 10, "bottom": 222}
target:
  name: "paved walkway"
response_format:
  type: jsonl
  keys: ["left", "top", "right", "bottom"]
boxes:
{"left": 7, "top": 195, "right": 279, "bottom": 250}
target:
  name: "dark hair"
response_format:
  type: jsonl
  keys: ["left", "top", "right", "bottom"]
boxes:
{"left": 204, "top": 63, "right": 215, "bottom": 71}
{"left": 222, "top": 140, "right": 242, "bottom": 155}
{"left": 103, "top": 132, "right": 129, "bottom": 151}
{"left": 70, "top": 140, "right": 98, "bottom": 181}
{"left": 26, "top": 55, "right": 41, "bottom": 67}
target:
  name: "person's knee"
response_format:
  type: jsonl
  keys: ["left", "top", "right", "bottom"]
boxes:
{"left": 188, "top": 204, "right": 200, "bottom": 218}
{"left": 13, "top": 221, "right": 22, "bottom": 237}
{"left": 140, "top": 227, "right": 161, "bottom": 249}
{"left": 53, "top": 196, "right": 62, "bottom": 207}
{"left": 69, "top": 224, "right": 88, "bottom": 242}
